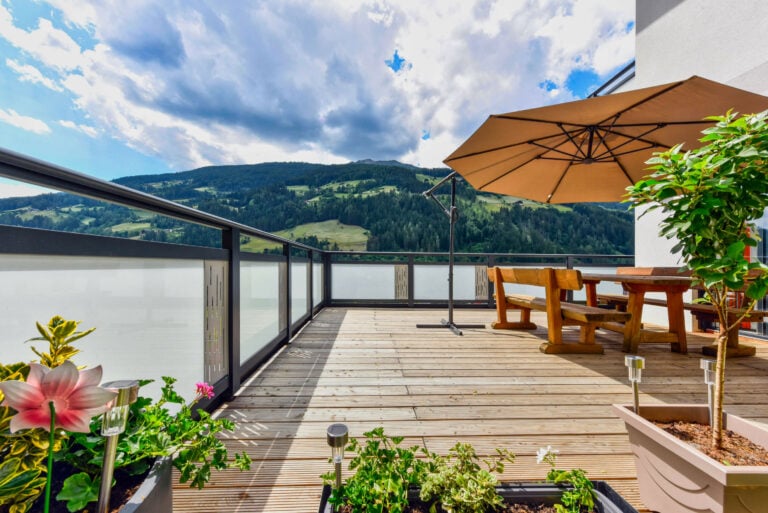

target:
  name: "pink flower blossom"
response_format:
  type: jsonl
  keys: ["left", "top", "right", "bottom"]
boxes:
{"left": 195, "top": 382, "right": 214, "bottom": 400}
{"left": 0, "top": 361, "right": 116, "bottom": 433}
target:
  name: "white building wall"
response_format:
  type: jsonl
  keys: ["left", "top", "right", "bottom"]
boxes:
{"left": 619, "top": 0, "right": 768, "bottom": 325}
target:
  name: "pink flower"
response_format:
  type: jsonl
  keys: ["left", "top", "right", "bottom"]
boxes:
{"left": 0, "top": 361, "right": 117, "bottom": 433}
{"left": 195, "top": 382, "right": 214, "bottom": 400}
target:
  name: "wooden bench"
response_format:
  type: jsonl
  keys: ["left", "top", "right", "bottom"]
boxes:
{"left": 597, "top": 267, "right": 767, "bottom": 356}
{"left": 489, "top": 267, "right": 632, "bottom": 354}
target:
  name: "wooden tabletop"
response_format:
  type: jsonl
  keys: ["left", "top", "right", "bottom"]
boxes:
{"left": 582, "top": 273, "right": 692, "bottom": 287}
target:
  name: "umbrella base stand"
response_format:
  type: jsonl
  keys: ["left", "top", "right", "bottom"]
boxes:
{"left": 417, "top": 172, "right": 486, "bottom": 337}
{"left": 416, "top": 319, "right": 486, "bottom": 336}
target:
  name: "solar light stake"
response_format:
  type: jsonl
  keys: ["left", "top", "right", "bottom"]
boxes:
{"left": 625, "top": 356, "right": 645, "bottom": 414}
{"left": 98, "top": 380, "right": 139, "bottom": 513}
{"left": 701, "top": 359, "right": 716, "bottom": 426}
{"left": 327, "top": 423, "right": 349, "bottom": 491}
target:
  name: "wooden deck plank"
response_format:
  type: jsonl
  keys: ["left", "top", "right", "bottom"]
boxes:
{"left": 174, "top": 308, "right": 768, "bottom": 513}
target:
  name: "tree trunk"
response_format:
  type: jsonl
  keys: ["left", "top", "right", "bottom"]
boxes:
{"left": 711, "top": 319, "right": 728, "bottom": 449}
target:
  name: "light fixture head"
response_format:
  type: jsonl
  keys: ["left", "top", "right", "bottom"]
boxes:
{"left": 101, "top": 380, "right": 139, "bottom": 436}
{"left": 327, "top": 423, "right": 349, "bottom": 463}
{"left": 624, "top": 355, "right": 645, "bottom": 383}
{"left": 700, "top": 358, "right": 716, "bottom": 386}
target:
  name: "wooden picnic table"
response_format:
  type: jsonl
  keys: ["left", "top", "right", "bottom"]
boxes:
{"left": 581, "top": 273, "right": 692, "bottom": 354}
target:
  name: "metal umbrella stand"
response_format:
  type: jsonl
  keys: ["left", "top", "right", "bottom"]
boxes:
{"left": 416, "top": 171, "right": 485, "bottom": 336}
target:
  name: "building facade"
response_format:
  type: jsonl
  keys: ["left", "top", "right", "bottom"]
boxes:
{"left": 617, "top": 0, "right": 768, "bottom": 330}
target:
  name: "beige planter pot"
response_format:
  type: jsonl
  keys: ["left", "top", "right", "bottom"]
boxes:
{"left": 613, "top": 404, "right": 768, "bottom": 513}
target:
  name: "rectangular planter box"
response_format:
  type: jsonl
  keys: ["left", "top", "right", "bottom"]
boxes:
{"left": 614, "top": 403, "right": 768, "bottom": 513}
{"left": 319, "top": 481, "right": 639, "bottom": 513}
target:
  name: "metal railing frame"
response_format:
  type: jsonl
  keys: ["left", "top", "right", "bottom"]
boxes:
{"left": 0, "top": 147, "right": 635, "bottom": 407}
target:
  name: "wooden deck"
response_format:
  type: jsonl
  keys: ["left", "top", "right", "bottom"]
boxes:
{"left": 173, "top": 308, "right": 768, "bottom": 512}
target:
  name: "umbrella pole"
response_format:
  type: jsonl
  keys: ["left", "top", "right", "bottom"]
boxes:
{"left": 417, "top": 172, "right": 485, "bottom": 335}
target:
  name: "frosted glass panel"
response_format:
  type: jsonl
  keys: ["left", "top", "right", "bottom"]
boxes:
{"left": 414, "top": 265, "right": 476, "bottom": 300}
{"left": 332, "top": 264, "right": 395, "bottom": 300}
{"left": 313, "top": 263, "right": 323, "bottom": 307}
{"left": 0, "top": 255, "right": 204, "bottom": 402}
{"left": 240, "top": 261, "right": 281, "bottom": 364}
{"left": 291, "top": 261, "right": 308, "bottom": 324}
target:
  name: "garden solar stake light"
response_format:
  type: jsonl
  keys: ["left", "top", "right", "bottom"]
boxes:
{"left": 625, "top": 356, "right": 645, "bottom": 413}
{"left": 98, "top": 380, "right": 140, "bottom": 513}
{"left": 327, "top": 423, "right": 348, "bottom": 491}
{"left": 701, "top": 359, "right": 717, "bottom": 427}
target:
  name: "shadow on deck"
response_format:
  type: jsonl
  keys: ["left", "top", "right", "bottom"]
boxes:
{"left": 174, "top": 308, "right": 768, "bottom": 512}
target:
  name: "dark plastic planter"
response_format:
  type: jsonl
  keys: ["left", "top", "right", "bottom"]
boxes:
{"left": 117, "top": 457, "right": 172, "bottom": 513}
{"left": 318, "top": 481, "right": 639, "bottom": 513}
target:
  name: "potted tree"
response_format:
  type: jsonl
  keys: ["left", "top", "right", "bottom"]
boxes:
{"left": 616, "top": 109, "right": 768, "bottom": 513}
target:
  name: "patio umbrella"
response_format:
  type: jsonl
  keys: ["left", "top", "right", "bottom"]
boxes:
{"left": 444, "top": 76, "right": 768, "bottom": 203}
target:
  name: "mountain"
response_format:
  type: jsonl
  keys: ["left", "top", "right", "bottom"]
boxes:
{"left": 0, "top": 161, "right": 633, "bottom": 255}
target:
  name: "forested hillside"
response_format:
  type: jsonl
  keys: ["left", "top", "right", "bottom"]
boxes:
{"left": 0, "top": 161, "right": 633, "bottom": 254}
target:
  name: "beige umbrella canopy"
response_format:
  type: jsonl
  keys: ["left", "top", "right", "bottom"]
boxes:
{"left": 444, "top": 76, "right": 768, "bottom": 203}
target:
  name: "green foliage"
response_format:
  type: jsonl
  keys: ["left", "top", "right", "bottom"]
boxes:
{"left": 59, "top": 375, "right": 252, "bottom": 511}
{"left": 419, "top": 442, "right": 515, "bottom": 513}
{"left": 27, "top": 315, "right": 96, "bottom": 368}
{"left": 627, "top": 110, "right": 768, "bottom": 314}
{"left": 538, "top": 447, "right": 595, "bottom": 513}
{"left": 0, "top": 458, "right": 46, "bottom": 513}
{"left": 321, "top": 427, "right": 433, "bottom": 513}
{"left": 1, "top": 316, "right": 252, "bottom": 512}
{"left": 626, "top": 110, "right": 768, "bottom": 446}
{"left": 0, "top": 316, "right": 87, "bottom": 513}
{"left": 55, "top": 472, "right": 99, "bottom": 512}
{"left": 322, "top": 432, "right": 598, "bottom": 513}
{"left": 0, "top": 161, "right": 633, "bottom": 254}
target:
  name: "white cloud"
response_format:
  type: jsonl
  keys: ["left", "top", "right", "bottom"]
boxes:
{"left": 40, "top": 0, "right": 98, "bottom": 29}
{"left": 6, "top": 58, "right": 62, "bottom": 91}
{"left": 58, "top": 119, "right": 98, "bottom": 137}
{"left": 0, "top": 5, "right": 83, "bottom": 72}
{"left": 534, "top": 0, "right": 634, "bottom": 85}
{"left": 0, "top": 0, "right": 635, "bottom": 170}
{"left": 0, "top": 179, "right": 50, "bottom": 198}
{"left": 0, "top": 108, "right": 51, "bottom": 134}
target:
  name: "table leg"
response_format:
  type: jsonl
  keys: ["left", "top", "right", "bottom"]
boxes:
{"left": 585, "top": 282, "right": 598, "bottom": 307}
{"left": 622, "top": 291, "right": 645, "bottom": 353}
{"left": 666, "top": 291, "right": 687, "bottom": 354}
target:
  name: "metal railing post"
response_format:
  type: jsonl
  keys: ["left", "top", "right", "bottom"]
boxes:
{"left": 222, "top": 228, "right": 241, "bottom": 401}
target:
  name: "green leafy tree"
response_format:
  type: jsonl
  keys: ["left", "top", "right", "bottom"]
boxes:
{"left": 627, "top": 110, "right": 768, "bottom": 448}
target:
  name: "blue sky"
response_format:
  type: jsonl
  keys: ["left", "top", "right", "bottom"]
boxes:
{"left": 0, "top": 0, "right": 634, "bottom": 196}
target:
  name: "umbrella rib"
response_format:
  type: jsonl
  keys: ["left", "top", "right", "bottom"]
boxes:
{"left": 445, "top": 130, "right": 575, "bottom": 164}
{"left": 593, "top": 142, "right": 658, "bottom": 161}
{"left": 494, "top": 80, "right": 688, "bottom": 127}
{"left": 474, "top": 154, "right": 544, "bottom": 191}
{"left": 445, "top": 140, "right": 539, "bottom": 163}
{"left": 614, "top": 156, "right": 636, "bottom": 191}
{"left": 545, "top": 162, "right": 572, "bottom": 204}
{"left": 592, "top": 124, "right": 670, "bottom": 161}
{"left": 558, "top": 124, "right": 589, "bottom": 159}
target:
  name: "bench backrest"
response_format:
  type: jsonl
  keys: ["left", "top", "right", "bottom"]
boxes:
{"left": 489, "top": 267, "right": 583, "bottom": 291}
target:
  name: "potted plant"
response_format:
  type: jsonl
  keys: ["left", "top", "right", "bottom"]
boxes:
{"left": 617, "top": 109, "right": 768, "bottom": 512}
{"left": 0, "top": 315, "right": 252, "bottom": 513}
{"left": 318, "top": 427, "right": 638, "bottom": 513}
